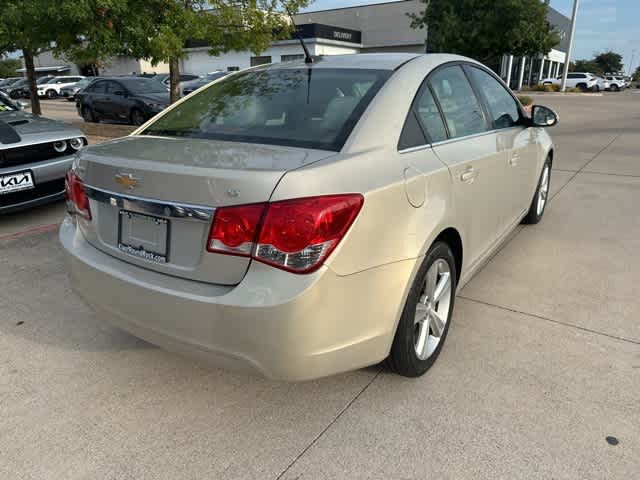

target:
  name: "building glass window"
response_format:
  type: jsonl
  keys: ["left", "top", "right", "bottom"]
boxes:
{"left": 281, "top": 54, "right": 305, "bottom": 62}
{"left": 250, "top": 56, "right": 272, "bottom": 67}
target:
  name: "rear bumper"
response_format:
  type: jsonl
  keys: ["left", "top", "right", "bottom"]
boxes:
{"left": 60, "top": 218, "right": 413, "bottom": 380}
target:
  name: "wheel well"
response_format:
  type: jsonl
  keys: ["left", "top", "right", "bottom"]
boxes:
{"left": 434, "top": 228, "right": 463, "bottom": 278}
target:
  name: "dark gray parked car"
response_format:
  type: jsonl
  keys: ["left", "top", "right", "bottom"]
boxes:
{"left": 0, "top": 91, "right": 86, "bottom": 213}
{"left": 76, "top": 77, "right": 170, "bottom": 125}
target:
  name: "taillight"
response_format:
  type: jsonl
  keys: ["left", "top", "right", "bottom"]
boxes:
{"left": 206, "top": 194, "right": 363, "bottom": 274}
{"left": 207, "top": 203, "right": 265, "bottom": 256}
{"left": 64, "top": 170, "right": 91, "bottom": 220}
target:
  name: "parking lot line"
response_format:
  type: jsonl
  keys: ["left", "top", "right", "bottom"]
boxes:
{"left": 0, "top": 222, "right": 59, "bottom": 242}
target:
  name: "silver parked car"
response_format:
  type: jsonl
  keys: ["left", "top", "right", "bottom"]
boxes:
{"left": 0, "top": 91, "right": 87, "bottom": 213}
{"left": 60, "top": 54, "right": 558, "bottom": 380}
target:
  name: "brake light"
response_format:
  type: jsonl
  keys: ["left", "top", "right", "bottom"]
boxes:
{"left": 206, "top": 194, "right": 363, "bottom": 273}
{"left": 207, "top": 203, "right": 265, "bottom": 256}
{"left": 64, "top": 170, "right": 91, "bottom": 220}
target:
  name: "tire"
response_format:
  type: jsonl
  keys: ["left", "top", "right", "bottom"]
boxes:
{"left": 130, "top": 108, "right": 146, "bottom": 126}
{"left": 576, "top": 83, "right": 587, "bottom": 92}
{"left": 9, "top": 90, "right": 20, "bottom": 99}
{"left": 81, "top": 106, "right": 96, "bottom": 123}
{"left": 522, "top": 158, "right": 551, "bottom": 225}
{"left": 46, "top": 89, "right": 57, "bottom": 99}
{"left": 386, "top": 241, "right": 457, "bottom": 377}
{"left": 612, "top": 84, "right": 620, "bottom": 92}
{"left": 594, "top": 85, "right": 600, "bottom": 93}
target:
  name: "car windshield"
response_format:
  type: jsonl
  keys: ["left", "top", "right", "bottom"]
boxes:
{"left": 0, "top": 92, "right": 16, "bottom": 111}
{"left": 120, "top": 78, "right": 168, "bottom": 94}
{"left": 37, "top": 77, "right": 53, "bottom": 85}
{"left": 141, "top": 68, "right": 391, "bottom": 151}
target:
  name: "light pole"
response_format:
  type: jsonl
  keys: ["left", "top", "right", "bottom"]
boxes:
{"left": 628, "top": 49, "right": 636, "bottom": 77}
{"left": 560, "top": 0, "right": 580, "bottom": 92}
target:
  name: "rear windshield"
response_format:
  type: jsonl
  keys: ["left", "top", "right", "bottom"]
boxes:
{"left": 141, "top": 68, "right": 391, "bottom": 151}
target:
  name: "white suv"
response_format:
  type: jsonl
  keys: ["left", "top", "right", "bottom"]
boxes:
{"left": 604, "top": 76, "right": 625, "bottom": 91}
{"left": 541, "top": 72, "right": 599, "bottom": 91}
{"left": 37, "top": 76, "right": 85, "bottom": 99}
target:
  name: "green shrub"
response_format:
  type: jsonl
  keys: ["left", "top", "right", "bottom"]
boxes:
{"left": 517, "top": 95, "right": 533, "bottom": 106}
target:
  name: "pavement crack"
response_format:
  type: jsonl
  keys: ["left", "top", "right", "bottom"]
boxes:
{"left": 274, "top": 368, "right": 382, "bottom": 480}
{"left": 458, "top": 295, "right": 640, "bottom": 345}
{"left": 579, "top": 170, "right": 640, "bottom": 178}
{"left": 551, "top": 133, "right": 622, "bottom": 200}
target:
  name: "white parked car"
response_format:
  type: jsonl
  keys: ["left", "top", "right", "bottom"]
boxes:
{"left": 541, "top": 72, "right": 599, "bottom": 91}
{"left": 37, "top": 76, "right": 85, "bottom": 99}
{"left": 603, "top": 76, "right": 625, "bottom": 91}
{"left": 595, "top": 77, "right": 610, "bottom": 91}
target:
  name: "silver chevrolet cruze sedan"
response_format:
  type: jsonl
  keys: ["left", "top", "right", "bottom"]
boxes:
{"left": 60, "top": 54, "right": 558, "bottom": 380}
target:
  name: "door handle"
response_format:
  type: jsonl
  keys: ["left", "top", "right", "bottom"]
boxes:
{"left": 509, "top": 153, "right": 520, "bottom": 166}
{"left": 460, "top": 168, "right": 478, "bottom": 184}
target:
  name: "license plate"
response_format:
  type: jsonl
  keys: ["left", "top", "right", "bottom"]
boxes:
{"left": 117, "top": 210, "right": 169, "bottom": 263}
{"left": 0, "top": 171, "right": 34, "bottom": 195}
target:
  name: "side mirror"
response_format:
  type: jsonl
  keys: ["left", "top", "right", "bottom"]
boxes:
{"left": 531, "top": 105, "right": 559, "bottom": 127}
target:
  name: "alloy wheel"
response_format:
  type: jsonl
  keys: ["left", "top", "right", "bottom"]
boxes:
{"left": 413, "top": 258, "right": 452, "bottom": 360}
{"left": 536, "top": 164, "right": 550, "bottom": 216}
{"left": 131, "top": 110, "right": 145, "bottom": 126}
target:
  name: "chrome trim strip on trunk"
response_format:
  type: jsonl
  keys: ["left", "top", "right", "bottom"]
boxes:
{"left": 84, "top": 186, "right": 216, "bottom": 222}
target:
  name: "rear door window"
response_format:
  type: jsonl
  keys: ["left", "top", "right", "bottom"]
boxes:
{"left": 105, "top": 81, "right": 123, "bottom": 94}
{"left": 87, "top": 80, "right": 106, "bottom": 94}
{"left": 429, "top": 66, "right": 488, "bottom": 139}
{"left": 414, "top": 84, "right": 447, "bottom": 142}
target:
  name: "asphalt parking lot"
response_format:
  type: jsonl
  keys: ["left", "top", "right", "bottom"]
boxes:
{"left": 2, "top": 91, "right": 639, "bottom": 479}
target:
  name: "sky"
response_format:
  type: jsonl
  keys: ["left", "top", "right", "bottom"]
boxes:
{"left": 303, "top": 0, "right": 639, "bottom": 73}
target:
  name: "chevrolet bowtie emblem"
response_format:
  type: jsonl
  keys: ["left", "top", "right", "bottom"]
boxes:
{"left": 115, "top": 173, "right": 140, "bottom": 190}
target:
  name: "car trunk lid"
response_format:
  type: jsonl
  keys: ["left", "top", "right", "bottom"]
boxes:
{"left": 76, "top": 135, "right": 335, "bottom": 285}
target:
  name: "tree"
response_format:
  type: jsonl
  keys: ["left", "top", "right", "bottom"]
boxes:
{"left": 0, "top": 1, "right": 143, "bottom": 114}
{"left": 409, "top": 0, "right": 560, "bottom": 65}
{"left": 570, "top": 59, "right": 603, "bottom": 75}
{"left": 0, "top": 58, "right": 21, "bottom": 78}
{"left": 593, "top": 50, "right": 623, "bottom": 74}
{"left": 633, "top": 66, "right": 640, "bottom": 82}
{"left": 0, "top": 1, "right": 59, "bottom": 114}
{"left": 119, "top": 0, "right": 309, "bottom": 104}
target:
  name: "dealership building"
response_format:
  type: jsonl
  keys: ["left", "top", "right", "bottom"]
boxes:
{"left": 28, "top": 0, "right": 570, "bottom": 90}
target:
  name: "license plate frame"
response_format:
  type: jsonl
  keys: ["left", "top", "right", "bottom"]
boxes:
{"left": 0, "top": 170, "right": 35, "bottom": 195}
{"left": 117, "top": 210, "right": 170, "bottom": 264}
